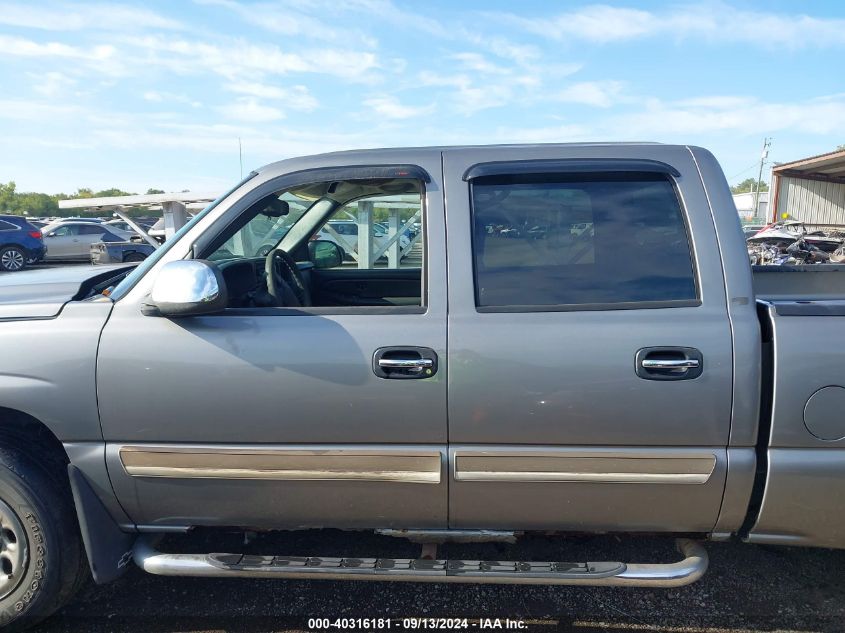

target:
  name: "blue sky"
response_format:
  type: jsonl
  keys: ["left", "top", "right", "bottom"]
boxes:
{"left": 0, "top": 0, "right": 843, "bottom": 194}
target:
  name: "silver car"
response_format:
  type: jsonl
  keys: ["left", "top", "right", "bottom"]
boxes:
{"left": 41, "top": 221, "right": 133, "bottom": 261}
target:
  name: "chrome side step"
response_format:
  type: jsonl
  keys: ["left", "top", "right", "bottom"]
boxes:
{"left": 133, "top": 538, "right": 707, "bottom": 587}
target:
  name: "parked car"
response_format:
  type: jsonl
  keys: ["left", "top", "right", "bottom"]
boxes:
{"left": 0, "top": 214, "right": 46, "bottom": 271}
{"left": 5, "top": 143, "right": 845, "bottom": 628}
{"left": 41, "top": 221, "right": 133, "bottom": 261}
{"left": 318, "top": 219, "right": 410, "bottom": 259}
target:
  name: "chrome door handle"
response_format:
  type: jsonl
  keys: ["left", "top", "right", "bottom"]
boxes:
{"left": 635, "top": 347, "right": 704, "bottom": 381}
{"left": 641, "top": 359, "right": 700, "bottom": 370}
{"left": 378, "top": 358, "right": 434, "bottom": 372}
{"left": 373, "top": 347, "right": 438, "bottom": 380}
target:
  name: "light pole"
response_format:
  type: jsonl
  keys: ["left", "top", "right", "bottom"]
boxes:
{"left": 754, "top": 138, "right": 771, "bottom": 222}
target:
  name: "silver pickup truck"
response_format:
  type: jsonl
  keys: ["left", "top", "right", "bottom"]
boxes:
{"left": 0, "top": 143, "right": 843, "bottom": 629}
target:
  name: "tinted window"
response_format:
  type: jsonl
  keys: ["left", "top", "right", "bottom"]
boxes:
{"left": 52, "top": 225, "right": 76, "bottom": 236}
{"left": 79, "top": 224, "right": 106, "bottom": 235}
{"left": 0, "top": 220, "right": 16, "bottom": 231}
{"left": 471, "top": 172, "right": 696, "bottom": 308}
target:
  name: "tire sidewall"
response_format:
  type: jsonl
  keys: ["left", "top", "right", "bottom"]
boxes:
{"left": 0, "top": 459, "right": 66, "bottom": 629}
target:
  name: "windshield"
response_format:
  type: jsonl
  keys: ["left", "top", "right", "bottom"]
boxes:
{"left": 208, "top": 191, "right": 310, "bottom": 261}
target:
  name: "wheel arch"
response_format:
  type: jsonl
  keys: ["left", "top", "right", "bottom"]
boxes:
{"left": 0, "top": 407, "right": 135, "bottom": 584}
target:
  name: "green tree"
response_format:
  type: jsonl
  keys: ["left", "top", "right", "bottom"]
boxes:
{"left": 731, "top": 178, "right": 769, "bottom": 194}
{"left": 0, "top": 181, "right": 17, "bottom": 213}
{"left": 94, "top": 188, "right": 133, "bottom": 197}
{"left": 146, "top": 188, "right": 165, "bottom": 194}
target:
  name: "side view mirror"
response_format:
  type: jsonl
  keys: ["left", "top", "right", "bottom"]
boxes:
{"left": 308, "top": 240, "right": 343, "bottom": 269}
{"left": 147, "top": 260, "right": 228, "bottom": 317}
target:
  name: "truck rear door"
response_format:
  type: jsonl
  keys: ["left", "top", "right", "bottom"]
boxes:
{"left": 443, "top": 145, "right": 733, "bottom": 533}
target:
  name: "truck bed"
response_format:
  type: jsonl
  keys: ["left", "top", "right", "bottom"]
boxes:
{"left": 753, "top": 264, "right": 845, "bottom": 302}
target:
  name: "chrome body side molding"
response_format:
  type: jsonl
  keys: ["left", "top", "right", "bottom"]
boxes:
{"left": 452, "top": 451, "right": 717, "bottom": 484}
{"left": 119, "top": 446, "right": 442, "bottom": 484}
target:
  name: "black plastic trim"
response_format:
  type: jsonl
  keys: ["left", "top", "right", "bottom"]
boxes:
{"left": 739, "top": 302, "right": 776, "bottom": 539}
{"left": 635, "top": 346, "right": 704, "bottom": 381}
{"left": 772, "top": 301, "right": 845, "bottom": 317}
{"left": 463, "top": 159, "right": 682, "bottom": 181}
{"left": 476, "top": 299, "right": 701, "bottom": 313}
{"left": 218, "top": 306, "right": 427, "bottom": 316}
{"left": 68, "top": 465, "right": 135, "bottom": 584}
{"left": 277, "top": 164, "right": 431, "bottom": 187}
{"left": 372, "top": 346, "right": 438, "bottom": 379}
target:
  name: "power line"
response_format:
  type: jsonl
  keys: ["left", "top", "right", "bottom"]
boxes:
{"left": 728, "top": 161, "right": 762, "bottom": 181}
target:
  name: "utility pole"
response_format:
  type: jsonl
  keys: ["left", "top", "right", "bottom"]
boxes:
{"left": 754, "top": 137, "right": 771, "bottom": 221}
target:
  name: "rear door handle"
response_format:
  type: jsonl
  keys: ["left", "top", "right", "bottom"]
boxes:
{"left": 636, "top": 347, "right": 703, "bottom": 381}
{"left": 373, "top": 346, "right": 438, "bottom": 379}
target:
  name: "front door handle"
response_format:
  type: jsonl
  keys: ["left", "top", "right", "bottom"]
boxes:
{"left": 373, "top": 346, "right": 438, "bottom": 379}
{"left": 378, "top": 358, "right": 434, "bottom": 372}
{"left": 636, "top": 347, "right": 703, "bottom": 381}
{"left": 641, "top": 359, "right": 700, "bottom": 370}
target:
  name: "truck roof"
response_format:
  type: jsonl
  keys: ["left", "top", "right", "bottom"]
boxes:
{"left": 254, "top": 142, "right": 675, "bottom": 177}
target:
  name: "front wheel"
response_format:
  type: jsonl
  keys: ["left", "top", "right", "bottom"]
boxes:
{"left": 0, "top": 449, "right": 87, "bottom": 631}
{"left": 0, "top": 247, "right": 26, "bottom": 272}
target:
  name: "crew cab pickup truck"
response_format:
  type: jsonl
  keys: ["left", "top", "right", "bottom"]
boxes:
{"left": 1, "top": 143, "right": 843, "bottom": 629}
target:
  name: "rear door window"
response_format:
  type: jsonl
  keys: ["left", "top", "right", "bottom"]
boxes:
{"left": 470, "top": 172, "right": 697, "bottom": 309}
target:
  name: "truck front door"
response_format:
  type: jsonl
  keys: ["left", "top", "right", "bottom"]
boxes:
{"left": 444, "top": 145, "right": 733, "bottom": 533}
{"left": 97, "top": 154, "right": 447, "bottom": 531}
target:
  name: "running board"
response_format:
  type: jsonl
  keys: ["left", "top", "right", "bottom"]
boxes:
{"left": 132, "top": 537, "right": 707, "bottom": 587}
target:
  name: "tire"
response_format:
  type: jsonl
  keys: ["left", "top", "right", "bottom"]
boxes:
{"left": 0, "top": 448, "right": 87, "bottom": 631}
{"left": 0, "top": 247, "right": 26, "bottom": 272}
{"left": 123, "top": 252, "right": 146, "bottom": 263}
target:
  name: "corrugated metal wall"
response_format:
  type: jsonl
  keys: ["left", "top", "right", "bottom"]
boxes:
{"left": 777, "top": 176, "right": 845, "bottom": 226}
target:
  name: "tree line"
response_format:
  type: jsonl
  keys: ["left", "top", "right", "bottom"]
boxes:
{"left": 0, "top": 181, "right": 167, "bottom": 217}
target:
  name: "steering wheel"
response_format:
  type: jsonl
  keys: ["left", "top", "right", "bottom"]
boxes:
{"left": 265, "top": 248, "right": 311, "bottom": 307}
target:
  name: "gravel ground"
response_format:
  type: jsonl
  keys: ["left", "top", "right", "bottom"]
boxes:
{"left": 33, "top": 531, "right": 845, "bottom": 633}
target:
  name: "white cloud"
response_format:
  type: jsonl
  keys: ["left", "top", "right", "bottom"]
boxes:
{"left": 611, "top": 94, "right": 845, "bottom": 138}
{"left": 218, "top": 97, "right": 285, "bottom": 122}
{"left": 0, "top": 2, "right": 182, "bottom": 31}
{"left": 31, "top": 71, "right": 76, "bottom": 97}
{"left": 364, "top": 96, "right": 434, "bottom": 120}
{"left": 450, "top": 52, "right": 512, "bottom": 76}
{"left": 143, "top": 91, "right": 202, "bottom": 108}
{"left": 0, "top": 99, "right": 83, "bottom": 122}
{"left": 195, "top": 0, "right": 361, "bottom": 44}
{"left": 554, "top": 81, "right": 625, "bottom": 108}
{"left": 225, "top": 82, "right": 318, "bottom": 111}
{"left": 0, "top": 35, "right": 114, "bottom": 61}
{"left": 495, "top": 2, "right": 845, "bottom": 48}
{"left": 127, "top": 35, "right": 381, "bottom": 82}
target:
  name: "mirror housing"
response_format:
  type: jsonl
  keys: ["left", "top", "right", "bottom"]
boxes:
{"left": 308, "top": 240, "right": 343, "bottom": 269}
{"left": 148, "top": 260, "right": 228, "bottom": 317}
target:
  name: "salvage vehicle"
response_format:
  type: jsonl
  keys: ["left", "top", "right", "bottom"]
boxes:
{"left": 2, "top": 143, "right": 845, "bottom": 629}
{"left": 89, "top": 240, "right": 155, "bottom": 264}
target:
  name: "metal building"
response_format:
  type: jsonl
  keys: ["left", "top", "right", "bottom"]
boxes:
{"left": 770, "top": 149, "right": 845, "bottom": 228}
